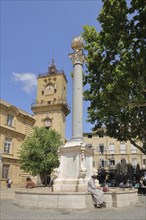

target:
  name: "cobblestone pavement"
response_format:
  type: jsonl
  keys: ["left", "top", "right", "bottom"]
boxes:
{"left": 0, "top": 187, "right": 146, "bottom": 220}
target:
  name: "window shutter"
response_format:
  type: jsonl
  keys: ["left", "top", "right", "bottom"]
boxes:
{"left": 3, "top": 138, "right": 5, "bottom": 152}
{"left": 5, "top": 115, "right": 7, "bottom": 125}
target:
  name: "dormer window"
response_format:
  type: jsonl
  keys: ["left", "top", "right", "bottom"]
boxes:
{"left": 7, "top": 114, "right": 14, "bottom": 127}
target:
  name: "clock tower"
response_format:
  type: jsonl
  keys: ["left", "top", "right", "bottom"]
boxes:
{"left": 31, "top": 59, "right": 70, "bottom": 143}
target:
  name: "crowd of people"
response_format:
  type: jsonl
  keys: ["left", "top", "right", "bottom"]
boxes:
{"left": 96, "top": 168, "right": 146, "bottom": 189}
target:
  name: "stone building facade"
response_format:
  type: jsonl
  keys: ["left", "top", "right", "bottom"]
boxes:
{"left": 83, "top": 132, "right": 146, "bottom": 171}
{"left": 0, "top": 99, "right": 35, "bottom": 186}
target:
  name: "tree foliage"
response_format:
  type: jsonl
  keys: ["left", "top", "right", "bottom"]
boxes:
{"left": 19, "top": 127, "right": 62, "bottom": 179}
{"left": 115, "top": 161, "right": 134, "bottom": 185}
{"left": 82, "top": 0, "right": 146, "bottom": 154}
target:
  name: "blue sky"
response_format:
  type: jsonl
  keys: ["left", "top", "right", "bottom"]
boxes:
{"left": 1, "top": 0, "right": 102, "bottom": 139}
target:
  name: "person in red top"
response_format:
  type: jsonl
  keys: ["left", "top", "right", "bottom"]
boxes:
{"left": 26, "top": 177, "right": 36, "bottom": 188}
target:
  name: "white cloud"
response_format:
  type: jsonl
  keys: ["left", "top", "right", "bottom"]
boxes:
{"left": 12, "top": 72, "right": 37, "bottom": 94}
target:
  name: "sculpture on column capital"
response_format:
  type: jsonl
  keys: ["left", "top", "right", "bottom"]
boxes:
{"left": 68, "top": 36, "right": 86, "bottom": 65}
{"left": 71, "top": 36, "right": 84, "bottom": 51}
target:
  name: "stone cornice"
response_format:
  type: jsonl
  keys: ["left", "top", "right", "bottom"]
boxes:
{"left": 0, "top": 126, "right": 25, "bottom": 140}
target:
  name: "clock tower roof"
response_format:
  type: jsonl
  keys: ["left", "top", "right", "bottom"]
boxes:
{"left": 37, "top": 59, "right": 67, "bottom": 83}
{"left": 48, "top": 58, "right": 57, "bottom": 74}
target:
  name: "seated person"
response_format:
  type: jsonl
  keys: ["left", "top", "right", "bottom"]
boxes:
{"left": 26, "top": 177, "right": 36, "bottom": 188}
{"left": 88, "top": 175, "right": 106, "bottom": 208}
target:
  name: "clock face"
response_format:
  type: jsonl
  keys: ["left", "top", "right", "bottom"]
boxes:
{"left": 45, "top": 83, "right": 54, "bottom": 95}
{"left": 44, "top": 119, "right": 51, "bottom": 128}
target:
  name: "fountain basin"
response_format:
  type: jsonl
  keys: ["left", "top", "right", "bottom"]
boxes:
{"left": 13, "top": 187, "right": 138, "bottom": 209}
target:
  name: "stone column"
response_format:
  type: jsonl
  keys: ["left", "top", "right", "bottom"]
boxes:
{"left": 53, "top": 37, "right": 94, "bottom": 192}
{"left": 68, "top": 37, "right": 85, "bottom": 144}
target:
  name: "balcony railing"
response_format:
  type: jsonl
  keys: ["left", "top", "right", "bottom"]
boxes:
{"left": 38, "top": 69, "right": 64, "bottom": 78}
{"left": 31, "top": 99, "right": 71, "bottom": 112}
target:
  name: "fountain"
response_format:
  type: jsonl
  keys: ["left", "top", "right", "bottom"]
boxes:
{"left": 14, "top": 37, "right": 139, "bottom": 209}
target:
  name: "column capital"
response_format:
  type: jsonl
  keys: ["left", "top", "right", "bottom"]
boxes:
{"left": 68, "top": 49, "right": 86, "bottom": 66}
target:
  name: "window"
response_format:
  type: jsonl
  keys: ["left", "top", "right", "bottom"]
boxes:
{"left": 109, "top": 159, "right": 115, "bottom": 166}
{"left": 4, "top": 138, "right": 12, "bottom": 153}
{"left": 120, "top": 142, "right": 126, "bottom": 154}
{"left": 2, "top": 164, "right": 10, "bottom": 179}
{"left": 99, "top": 144, "right": 104, "bottom": 154}
{"left": 99, "top": 130, "right": 104, "bottom": 137}
{"left": 109, "top": 143, "right": 115, "bottom": 154}
{"left": 7, "top": 115, "right": 14, "bottom": 127}
{"left": 132, "top": 158, "right": 137, "bottom": 169}
{"left": 131, "top": 144, "right": 137, "bottom": 153}
{"left": 143, "top": 159, "right": 146, "bottom": 168}
{"left": 101, "top": 160, "right": 105, "bottom": 167}
{"left": 99, "top": 159, "right": 106, "bottom": 168}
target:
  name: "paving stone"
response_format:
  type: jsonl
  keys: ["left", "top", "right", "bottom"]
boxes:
{"left": 1, "top": 188, "right": 146, "bottom": 220}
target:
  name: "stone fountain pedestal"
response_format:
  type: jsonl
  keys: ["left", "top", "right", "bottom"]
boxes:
{"left": 53, "top": 141, "right": 94, "bottom": 192}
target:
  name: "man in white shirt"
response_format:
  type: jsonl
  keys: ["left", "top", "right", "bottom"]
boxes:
{"left": 88, "top": 175, "right": 106, "bottom": 208}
